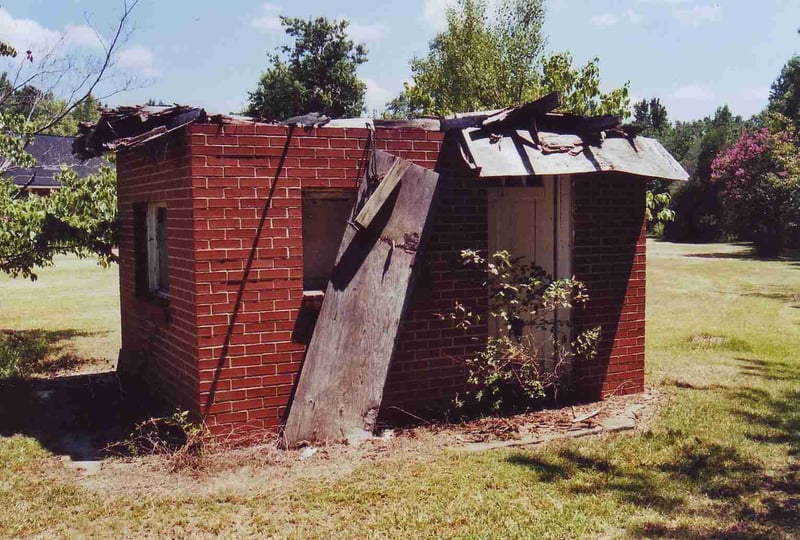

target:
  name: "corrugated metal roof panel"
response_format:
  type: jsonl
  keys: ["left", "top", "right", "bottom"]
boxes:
{"left": 460, "top": 128, "right": 689, "bottom": 181}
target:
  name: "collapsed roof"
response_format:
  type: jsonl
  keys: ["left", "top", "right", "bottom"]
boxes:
{"left": 73, "top": 93, "right": 688, "bottom": 181}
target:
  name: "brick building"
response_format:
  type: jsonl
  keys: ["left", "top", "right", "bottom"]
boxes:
{"left": 75, "top": 101, "right": 687, "bottom": 439}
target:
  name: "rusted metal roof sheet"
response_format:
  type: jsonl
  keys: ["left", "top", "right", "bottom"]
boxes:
{"left": 459, "top": 127, "right": 689, "bottom": 181}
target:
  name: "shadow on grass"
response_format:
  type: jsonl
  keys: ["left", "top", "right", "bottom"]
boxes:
{"left": 0, "top": 371, "right": 159, "bottom": 462}
{"left": 0, "top": 328, "right": 110, "bottom": 379}
{"left": 735, "top": 357, "right": 800, "bottom": 384}
{"left": 505, "top": 378, "right": 800, "bottom": 537}
{"left": 682, "top": 244, "right": 800, "bottom": 264}
{"left": 741, "top": 291, "right": 800, "bottom": 303}
{"left": 732, "top": 385, "right": 800, "bottom": 457}
{"left": 0, "top": 328, "right": 155, "bottom": 461}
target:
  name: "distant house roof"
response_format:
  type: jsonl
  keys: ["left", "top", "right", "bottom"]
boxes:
{"left": 73, "top": 94, "right": 688, "bottom": 182}
{"left": 7, "top": 135, "right": 107, "bottom": 190}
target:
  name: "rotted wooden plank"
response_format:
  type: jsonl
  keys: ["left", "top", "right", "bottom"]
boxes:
{"left": 284, "top": 150, "right": 440, "bottom": 447}
{"left": 352, "top": 157, "right": 413, "bottom": 230}
{"left": 482, "top": 92, "right": 560, "bottom": 129}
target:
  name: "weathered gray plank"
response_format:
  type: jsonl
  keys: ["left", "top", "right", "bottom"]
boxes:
{"left": 284, "top": 150, "right": 440, "bottom": 446}
{"left": 481, "top": 92, "right": 560, "bottom": 129}
{"left": 352, "top": 158, "right": 413, "bottom": 230}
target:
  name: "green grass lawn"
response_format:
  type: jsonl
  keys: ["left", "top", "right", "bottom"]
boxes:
{"left": 0, "top": 255, "right": 120, "bottom": 376}
{"left": 1, "top": 241, "right": 798, "bottom": 538}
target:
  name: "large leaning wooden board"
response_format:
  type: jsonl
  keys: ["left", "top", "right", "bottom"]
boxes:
{"left": 284, "top": 151, "right": 441, "bottom": 446}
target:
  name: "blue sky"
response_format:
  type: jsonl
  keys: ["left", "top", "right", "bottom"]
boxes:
{"left": 2, "top": 0, "right": 799, "bottom": 121}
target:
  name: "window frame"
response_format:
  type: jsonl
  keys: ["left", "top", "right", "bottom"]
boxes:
{"left": 145, "top": 201, "right": 169, "bottom": 299}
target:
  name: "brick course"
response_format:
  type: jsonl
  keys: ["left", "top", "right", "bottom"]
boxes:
{"left": 572, "top": 173, "right": 647, "bottom": 398}
{"left": 116, "top": 124, "right": 647, "bottom": 435}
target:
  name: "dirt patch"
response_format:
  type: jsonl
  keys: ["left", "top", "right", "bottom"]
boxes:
{"left": 76, "top": 389, "right": 662, "bottom": 498}
{"left": 690, "top": 334, "right": 728, "bottom": 346}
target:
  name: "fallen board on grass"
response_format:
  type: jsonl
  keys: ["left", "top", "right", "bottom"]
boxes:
{"left": 284, "top": 151, "right": 440, "bottom": 446}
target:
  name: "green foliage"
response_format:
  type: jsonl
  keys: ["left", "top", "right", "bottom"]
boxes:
{"left": 634, "top": 97, "right": 669, "bottom": 135}
{"left": 401, "top": 0, "right": 504, "bottom": 116}
{"left": 0, "top": 112, "right": 36, "bottom": 171}
{"left": 646, "top": 190, "right": 674, "bottom": 225}
{"left": 439, "top": 250, "right": 599, "bottom": 413}
{"left": 768, "top": 55, "right": 800, "bottom": 133}
{"left": 393, "top": 0, "right": 629, "bottom": 118}
{"left": 711, "top": 128, "right": 800, "bottom": 256}
{"left": 0, "top": 74, "right": 101, "bottom": 137}
{"left": 0, "top": 162, "right": 117, "bottom": 280}
{"left": 540, "top": 53, "right": 630, "bottom": 118}
{"left": 661, "top": 106, "right": 747, "bottom": 242}
{"left": 246, "top": 16, "right": 367, "bottom": 120}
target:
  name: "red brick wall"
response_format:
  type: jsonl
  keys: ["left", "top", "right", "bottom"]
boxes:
{"left": 117, "top": 131, "right": 199, "bottom": 413}
{"left": 186, "top": 123, "right": 442, "bottom": 434}
{"left": 572, "top": 173, "right": 647, "bottom": 398}
{"left": 118, "top": 126, "right": 648, "bottom": 434}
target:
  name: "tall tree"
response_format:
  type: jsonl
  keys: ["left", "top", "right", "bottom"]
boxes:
{"left": 0, "top": 1, "right": 140, "bottom": 278}
{"left": 664, "top": 106, "right": 746, "bottom": 242}
{"left": 246, "top": 17, "right": 367, "bottom": 120}
{"left": 0, "top": 1, "right": 139, "bottom": 175}
{"left": 389, "top": 0, "right": 629, "bottom": 118}
{"left": 633, "top": 98, "right": 669, "bottom": 135}
{"left": 768, "top": 55, "right": 800, "bottom": 132}
{"left": 712, "top": 128, "right": 800, "bottom": 256}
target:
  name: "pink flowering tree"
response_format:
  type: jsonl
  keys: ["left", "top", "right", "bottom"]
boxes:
{"left": 711, "top": 128, "right": 800, "bottom": 257}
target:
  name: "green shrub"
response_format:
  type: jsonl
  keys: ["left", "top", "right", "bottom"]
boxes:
{"left": 439, "top": 250, "right": 600, "bottom": 414}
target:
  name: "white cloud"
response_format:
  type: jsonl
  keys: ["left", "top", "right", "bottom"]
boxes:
{"left": 251, "top": 3, "right": 283, "bottom": 31}
{"left": 636, "top": 1, "right": 721, "bottom": 26}
{"left": 63, "top": 25, "right": 102, "bottom": 48}
{"left": 671, "top": 84, "right": 714, "bottom": 101}
{"left": 590, "top": 9, "right": 640, "bottom": 27}
{"left": 345, "top": 21, "right": 386, "bottom": 42}
{"left": 364, "top": 78, "right": 394, "bottom": 115}
{"left": 590, "top": 13, "right": 620, "bottom": 27}
{"left": 674, "top": 4, "right": 721, "bottom": 26}
{"left": 0, "top": 7, "right": 100, "bottom": 57}
{"left": 117, "top": 45, "right": 160, "bottom": 78}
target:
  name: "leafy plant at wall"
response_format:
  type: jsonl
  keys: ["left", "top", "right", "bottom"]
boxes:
{"left": 438, "top": 250, "right": 600, "bottom": 414}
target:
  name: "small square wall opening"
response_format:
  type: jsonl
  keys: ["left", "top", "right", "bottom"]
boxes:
{"left": 301, "top": 189, "right": 357, "bottom": 291}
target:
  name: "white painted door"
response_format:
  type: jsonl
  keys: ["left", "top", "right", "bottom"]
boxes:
{"left": 486, "top": 177, "right": 572, "bottom": 359}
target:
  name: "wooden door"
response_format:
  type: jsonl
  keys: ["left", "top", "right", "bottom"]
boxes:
{"left": 486, "top": 177, "right": 572, "bottom": 359}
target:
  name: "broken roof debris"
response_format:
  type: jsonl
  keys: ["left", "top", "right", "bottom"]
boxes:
{"left": 73, "top": 93, "right": 688, "bottom": 181}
